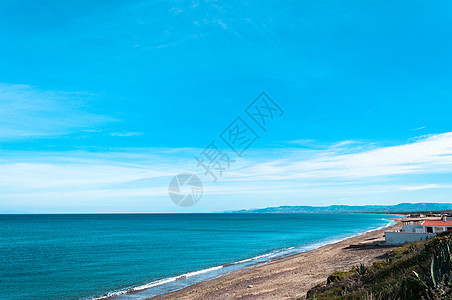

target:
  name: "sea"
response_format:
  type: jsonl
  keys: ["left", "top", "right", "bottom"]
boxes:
{"left": 0, "top": 213, "right": 397, "bottom": 300}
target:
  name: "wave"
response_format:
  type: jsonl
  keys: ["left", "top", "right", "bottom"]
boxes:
{"left": 90, "top": 265, "right": 224, "bottom": 300}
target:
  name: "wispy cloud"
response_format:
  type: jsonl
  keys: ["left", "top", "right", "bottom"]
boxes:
{"left": 0, "top": 83, "right": 114, "bottom": 138}
{"left": 1, "top": 132, "right": 452, "bottom": 212}
{"left": 110, "top": 132, "right": 143, "bottom": 137}
{"left": 400, "top": 184, "right": 452, "bottom": 191}
{"left": 287, "top": 139, "right": 316, "bottom": 146}
{"left": 231, "top": 132, "right": 452, "bottom": 181}
{"left": 400, "top": 184, "right": 439, "bottom": 191}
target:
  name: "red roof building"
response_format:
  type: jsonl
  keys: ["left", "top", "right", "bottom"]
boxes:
{"left": 422, "top": 218, "right": 452, "bottom": 233}
{"left": 422, "top": 220, "right": 452, "bottom": 227}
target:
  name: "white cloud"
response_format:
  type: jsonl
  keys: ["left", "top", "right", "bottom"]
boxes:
{"left": 230, "top": 132, "right": 452, "bottom": 181}
{"left": 0, "top": 163, "right": 166, "bottom": 190}
{"left": 400, "top": 184, "right": 452, "bottom": 191}
{"left": 1, "top": 132, "right": 452, "bottom": 211}
{"left": 287, "top": 139, "right": 316, "bottom": 146}
{"left": 0, "top": 83, "right": 114, "bottom": 138}
{"left": 110, "top": 132, "right": 143, "bottom": 137}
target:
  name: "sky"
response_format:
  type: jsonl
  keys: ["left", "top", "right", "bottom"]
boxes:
{"left": 0, "top": 0, "right": 451, "bottom": 213}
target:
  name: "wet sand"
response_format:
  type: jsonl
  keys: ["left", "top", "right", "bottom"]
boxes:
{"left": 151, "top": 218, "right": 402, "bottom": 300}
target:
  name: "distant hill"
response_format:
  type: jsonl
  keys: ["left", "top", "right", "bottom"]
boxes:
{"left": 229, "top": 203, "right": 452, "bottom": 214}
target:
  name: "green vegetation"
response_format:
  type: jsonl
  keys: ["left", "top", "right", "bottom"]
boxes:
{"left": 356, "top": 263, "right": 368, "bottom": 276}
{"left": 306, "top": 231, "right": 452, "bottom": 299}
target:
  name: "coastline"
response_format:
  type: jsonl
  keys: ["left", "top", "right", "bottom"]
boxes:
{"left": 102, "top": 216, "right": 401, "bottom": 300}
{"left": 148, "top": 217, "right": 402, "bottom": 300}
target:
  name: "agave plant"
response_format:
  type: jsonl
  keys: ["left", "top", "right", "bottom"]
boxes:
{"left": 356, "top": 263, "right": 368, "bottom": 276}
{"left": 413, "top": 240, "right": 452, "bottom": 298}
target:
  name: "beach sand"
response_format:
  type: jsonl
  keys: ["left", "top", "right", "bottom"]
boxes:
{"left": 151, "top": 218, "right": 403, "bottom": 300}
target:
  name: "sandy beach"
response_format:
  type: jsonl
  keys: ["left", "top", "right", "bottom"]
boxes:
{"left": 151, "top": 217, "right": 403, "bottom": 300}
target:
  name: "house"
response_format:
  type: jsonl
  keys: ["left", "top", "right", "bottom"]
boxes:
{"left": 422, "top": 216, "right": 452, "bottom": 233}
{"left": 385, "top": 216, "right": 452, "bottom": 245}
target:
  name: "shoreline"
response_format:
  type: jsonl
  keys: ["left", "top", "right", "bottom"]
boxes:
{"left": 149, "top": 217, "right": 403, "bottom": 300}
{"left": 103, "top": 216, "right": 401, "bottom": 300}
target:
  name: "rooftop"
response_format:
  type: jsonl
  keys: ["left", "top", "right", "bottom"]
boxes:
{"left": 422, "top": 220, "right": 452, "bottom": 227}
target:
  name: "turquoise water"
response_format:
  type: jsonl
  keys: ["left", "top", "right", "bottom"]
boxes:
{"left": 0, "top": 213, "right": 395, "bottom": 300}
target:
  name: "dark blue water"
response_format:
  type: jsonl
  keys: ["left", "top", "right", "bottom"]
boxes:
{"left": 0, "top": 213, "right": 394, "bottom": 300}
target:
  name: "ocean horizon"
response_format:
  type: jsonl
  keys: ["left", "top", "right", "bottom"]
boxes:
{"left": 0, "top": 213, "right": 398, "bottom": 300}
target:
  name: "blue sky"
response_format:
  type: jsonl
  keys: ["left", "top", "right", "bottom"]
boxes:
{"left": 0, "top": 0, "right": 451, "bottom": 212}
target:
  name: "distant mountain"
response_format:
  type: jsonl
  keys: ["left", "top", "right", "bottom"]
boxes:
{"left": 228, "top": 203, "right": 452, "bottom": 214}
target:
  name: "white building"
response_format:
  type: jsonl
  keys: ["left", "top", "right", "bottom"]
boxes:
{"left": 385, "top": 216, "right": 452, "bottom": 245}
{"left": 422, "top": 217, "right": 452, "bottom": 233}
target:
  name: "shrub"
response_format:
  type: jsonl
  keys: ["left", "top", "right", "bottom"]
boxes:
{"left": 326, "top": 270, "right": 355, "bottom": 284}
{"left": 372, "top": 260, "right": 386, "bottom": 270}
{"left": 306, "top": 230, "right": 452, "bottom": 300}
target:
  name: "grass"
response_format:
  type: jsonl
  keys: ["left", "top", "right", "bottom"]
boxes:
{"left": 306, "top": 230, "right": 452, "bottom": 300}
